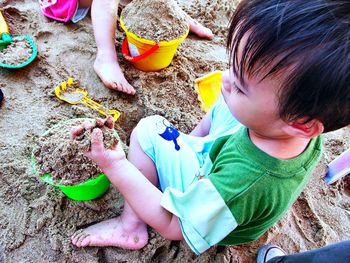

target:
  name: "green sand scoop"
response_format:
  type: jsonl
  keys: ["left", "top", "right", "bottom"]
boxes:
{"left": 31, "top": 118, "right": 115, "bottom": 201}
{"left": 32, "top": 154, "right": 111, "bottom": 201}
{"left": 0, "top": 10, "right": 38, "bottom": 69}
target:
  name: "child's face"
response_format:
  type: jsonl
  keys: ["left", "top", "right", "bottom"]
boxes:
{"left": 222, "top": 35, "right": 290, "bottom": 138}
{"left": 222, "top": 68, "right": 288, "bottom": 137}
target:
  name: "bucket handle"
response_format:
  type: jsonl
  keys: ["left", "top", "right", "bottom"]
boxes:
{"left": 122, "top": 37, "right": 160, "bottom": 62}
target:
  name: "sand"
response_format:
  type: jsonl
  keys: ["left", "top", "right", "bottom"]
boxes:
{"left": 33, "top": 118, "right": 118, "bottom": 186}
{"left": 121, "top": 0, "right": 188, "bottom": 41}
{"left": 0, "top": 37, "right": 33, "bottom": 65}
{"left": 58, "top": 79, "right": 86, "bottom": 103}
{"left": 0, "top": 0, "right": 349, "bottom": 262}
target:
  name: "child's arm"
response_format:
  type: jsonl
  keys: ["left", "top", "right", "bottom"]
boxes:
{"left": 84, "top": 128, "right": 184, "bottom": 240}
{"left": 190, "top": 111, "right": 212, "bottom": 137}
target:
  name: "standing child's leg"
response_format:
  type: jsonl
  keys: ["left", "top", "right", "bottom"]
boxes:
{"left": 91, "top": 0, "right": 135, "bottom": 94}
{"left": 71, "top": 129, "right": 157, "bottom": 249}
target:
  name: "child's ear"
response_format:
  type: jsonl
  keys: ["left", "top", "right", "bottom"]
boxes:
{"left": 283, "top": 119, "right": 324, "bottom": 139}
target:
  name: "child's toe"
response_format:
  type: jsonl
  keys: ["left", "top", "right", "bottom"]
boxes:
{"left": 80, "top": 235, "right": 92, "bottom": 247}
{"left": 75, "top": 232, "right": 90, "bottom": 247}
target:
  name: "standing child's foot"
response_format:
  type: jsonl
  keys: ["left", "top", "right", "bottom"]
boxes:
{"left": 187, "top": 16, "right": 214, "bottom": 39}
{"left": 94, "top": 54, "right": 136, "bottom": 95}
{"left": 71, "top": 216, "right": 148, "bottom": 249}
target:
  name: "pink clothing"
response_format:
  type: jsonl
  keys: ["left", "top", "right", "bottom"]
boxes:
{"left": 40, "top": 0, "right": 78, "bottom": 22}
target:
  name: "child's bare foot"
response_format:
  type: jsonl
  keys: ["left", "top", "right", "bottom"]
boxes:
{"left": 71, "top": 217, "right": 148, "bottom": 249}
{"left": 94, "top": 54, "right": 136, "bottom": 95}
{"left": 188, "top": 16, "right": 214, "bottom": 39}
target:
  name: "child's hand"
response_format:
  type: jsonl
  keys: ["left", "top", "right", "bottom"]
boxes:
{"left": 86, "top": 128, "right": 126, "bottom": 171}
{"left": 70, "top": 117, "right": 126, "bottom": 171}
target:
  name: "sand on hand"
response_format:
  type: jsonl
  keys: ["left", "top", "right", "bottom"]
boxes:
{"left": 121, "top": 0, "right": 188, "bottom": 42}
{"left": 33, "top": 118, "right": 118, "bottom": 186}
{"left": 0, "top": 38, "right": 33, "bottom": 65}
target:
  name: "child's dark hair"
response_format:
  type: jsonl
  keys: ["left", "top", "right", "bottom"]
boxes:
{"left": 227, "top": 0, "right": 350, "bottom": 132}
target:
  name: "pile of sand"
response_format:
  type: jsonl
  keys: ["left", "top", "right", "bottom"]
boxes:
{"left": 33, "top": 118, "right": 118, "bottom": 185}
{"left": 121, "top": 0, "right": 188, "bottom": 41}
{"left": 0, "top": 38, "right": 33, "bottom": 65}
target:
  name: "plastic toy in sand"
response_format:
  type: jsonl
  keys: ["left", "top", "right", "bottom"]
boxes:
{"left": 324, "top": 147, "right": 350, "bottom": 184}
{"left": 0, "top": 11, "right": 37, "bottom": 69}
{"left": 120, "top": 0, "right": 189, "bottom": 71}
{"left": 55, "top": 78, "right": 121, "bottom": 122}
{"left": 120, "top": 18, "right": 188, "bottom": 72}
{"left": 32, "top": 118, "right": 119, "bottom": 201}
{"left": 32, "top": 164, "right": 111, "bottom": 201}
{"left": 194, "top": 71, "right": 222, "bottom": 112}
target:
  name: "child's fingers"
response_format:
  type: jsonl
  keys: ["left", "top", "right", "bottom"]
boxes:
{"left": 90, "top": 128, "right": 105, "bottom": 153}
{"left": 104, "top": 116, "right": 114, "bottom": 129}
{"left": 70, "top": 126, "right": 84, "bottom": 140}
{"left": 96, "top": 118, "right": 105, "bottom": 128}
{"left": 82, "top": 121, "right": 94, "bottom": 131}
{"left": 71, "top": 121, "right": 95, "bottom": 140}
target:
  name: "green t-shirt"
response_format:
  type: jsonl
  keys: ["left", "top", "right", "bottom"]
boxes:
{"left": 208, "top": 127, "right": 323, "bottom": 245}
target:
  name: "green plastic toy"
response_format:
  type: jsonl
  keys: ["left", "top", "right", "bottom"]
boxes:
{"left": 32, "top": 155, "right": 110, "bottom": 201}
{"left": 31, "top": 118, "right": 116, "bottom": 201}
{"left": 0, "top": 11, "right": 38, "bottom": 69}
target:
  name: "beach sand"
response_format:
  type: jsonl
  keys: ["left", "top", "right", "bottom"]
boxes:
{"left": 0, "top": 0, "right": 349, "bottom": 262}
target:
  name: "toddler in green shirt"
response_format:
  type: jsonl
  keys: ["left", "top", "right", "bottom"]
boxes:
{"left": 70, "top": 0, "right": 350, "bottom": 255}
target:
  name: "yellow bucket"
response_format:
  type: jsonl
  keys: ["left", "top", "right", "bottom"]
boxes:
{"left": 120, "top": 17, "right": 189, "bottom": 72}
{"left": 194, "top": 71, "right": 223, "bottom": 112}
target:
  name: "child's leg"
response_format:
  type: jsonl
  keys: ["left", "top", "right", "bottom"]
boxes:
{"left": 91, "top": 0, "right": 135, "bottom": 94}
{"left": 71, "top": 129, "right": 157, "bottom": 249}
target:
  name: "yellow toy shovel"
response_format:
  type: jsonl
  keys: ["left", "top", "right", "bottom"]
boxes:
{"left": 194, "top": 71, "right": 222, "bottom": 112}
{"left": 55, "top": 78, "right": 121, "bottom": 121}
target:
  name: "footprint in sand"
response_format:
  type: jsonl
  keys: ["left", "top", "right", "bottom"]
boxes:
{"left": 292, "top": 195, "right": 326, "bottom": 244}
{"left": 2, "top": 6, "right": 29, "bottom": 33}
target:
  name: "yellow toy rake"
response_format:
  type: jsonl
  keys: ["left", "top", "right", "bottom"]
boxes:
{"left": 55, "top": 78, "right": 121, "bottom": 122}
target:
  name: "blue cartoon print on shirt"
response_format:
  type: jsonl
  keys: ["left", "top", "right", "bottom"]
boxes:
{"left": 157, "top": 119, "right": 180, "bottom": 151}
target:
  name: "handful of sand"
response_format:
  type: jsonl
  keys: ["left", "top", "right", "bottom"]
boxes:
{"left": 33, "top": 118, "right": 119, "bottom": 186}
{"left": 121, "top": 0, "right": 188, "bottom": 42}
